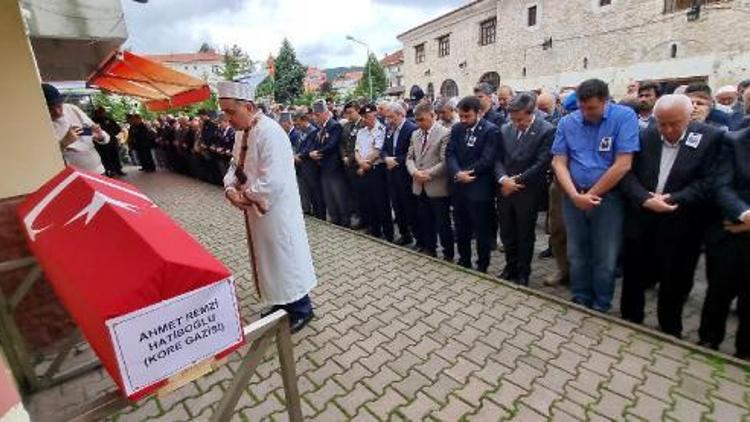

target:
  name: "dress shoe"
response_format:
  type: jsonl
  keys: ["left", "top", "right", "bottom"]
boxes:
{"left": 115, "top": 170, "right": 127, "bottom": 176}
{"left": 458, "top": 260, "right": 471, "bottom": 269}
{"left": 423, "top": 249, "right": 437, "bottom": 258}
{"left": 516, "top": 277, "right": 529, "bottom": 287}
{"left": 697, "top": 340, "right": 719, "bottom": 351}
{"left": 291, "top": 312, "right": 314, "bottom": 333}
{"left": 443, "top": 256, "right": 454, "bottom": 263}
{"left": 395, "top": 236, "right": 413, "bottom": 246}
{"left": 351, "top": 222, "right": 367, "bottom": 231}
{"left": 538, "top": 248, "right": 553, "bottom": 259}
{"left": 498, "top": 268, "right": 518, "bottom": 281}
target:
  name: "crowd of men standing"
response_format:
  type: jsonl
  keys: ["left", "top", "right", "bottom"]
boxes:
{"left": 66, "top": 76, "right": 750, "bottom": 360}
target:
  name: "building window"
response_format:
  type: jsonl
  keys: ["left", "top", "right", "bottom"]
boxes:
{"left": 427, "top": 82, "right": 435, "bottom": 100}
{"left": 600, "top": 0, "right": 612, "bottom": 5}
{"left": 583, "top": 57, "right": 589, "bottom": 69}
{"left": 670, "top": 43, "right": 678, "bottom": 58}
{"left": 438, "top": 35, "right": 450, "bottom": 57}
{"left": 440, "top": 79, "right": 459, "bottom": 97}
{"left": 415, "top": 44, "right": 425, "bottom": 64}
{"left": 527, "top": 5, "right": 538, "bottom": 27}
{"left": 664, "top": 0, "right": 719, "bottom": 13}
{"left": 522, "top": 67, "right": 527, "bottom": 77}
{"left": 479, "top": 17, "right": 497, "bottom": 46}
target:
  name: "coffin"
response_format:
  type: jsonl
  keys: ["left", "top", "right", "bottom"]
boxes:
{"left": 17, "top": 167, "right": 244, "bottom": 399}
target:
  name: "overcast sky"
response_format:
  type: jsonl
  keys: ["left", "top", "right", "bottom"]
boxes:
{"left": 121, "top": 0, "right": 465, "bottom": 69}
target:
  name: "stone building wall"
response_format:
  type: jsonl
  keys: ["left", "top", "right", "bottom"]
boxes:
{"left": 399, "top": 0, "right": 750, "bottom": 97}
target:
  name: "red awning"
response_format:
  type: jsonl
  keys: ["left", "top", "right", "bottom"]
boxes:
{"left": 88, "top": 51, "right": 211, "bottom": 111}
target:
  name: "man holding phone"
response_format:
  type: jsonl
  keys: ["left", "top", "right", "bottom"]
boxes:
{"left": 42, "top": 83, "right": 110, "bottom": 174}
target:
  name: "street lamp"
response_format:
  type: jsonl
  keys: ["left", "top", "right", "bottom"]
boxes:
{"left": 346, "top": 35, "right": 373, "bottom": 101}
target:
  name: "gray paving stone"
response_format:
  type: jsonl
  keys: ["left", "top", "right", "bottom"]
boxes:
{"left": 25, "top": 170, "right": 750, "bottom": 421}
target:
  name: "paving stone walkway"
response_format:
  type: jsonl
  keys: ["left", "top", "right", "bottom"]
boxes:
{"left": 26, "top": 170, "right": 750, "bottom": 421}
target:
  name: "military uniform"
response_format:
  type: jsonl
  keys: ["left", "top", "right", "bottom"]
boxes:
{"left": 341, "top": 117, "right": 366, "bottom": 227}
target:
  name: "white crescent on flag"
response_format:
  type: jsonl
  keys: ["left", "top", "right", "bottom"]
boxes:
{"left": 23, "top": 171, "right": 156, "bottom": 241}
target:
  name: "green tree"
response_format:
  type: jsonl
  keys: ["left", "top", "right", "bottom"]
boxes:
{"left": 255, "top": 76, "right": 275, "bottom": 100}
{"left": 92, "top": 92, "right": 135, "bottom": 122}
{"left": 217, "top": 44, "right": 254, "bottom": 81}
{"left": 198, "top": 42, "right": 213, "bottom": 53}
{"left": 293, "top": 91, "right": 319, "bottom": 107}
{"left": 318, "top": 80, "right": 333, "bottom": 96}
{"left": 353, "top": 53, "right": 387, "bottom": 100}
{"left": 274, "top": 39, "right": 306, "bottom": 104}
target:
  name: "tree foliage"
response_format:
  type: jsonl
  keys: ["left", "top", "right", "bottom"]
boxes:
{"left": 92, "top": 92, "right": 136, "bottom": 122}
{"left": 216, "top": 44, "right": 254, "bottom": 81}
{"left": 353, "top": 53, "right": 387, "bottom": 100}
{"left": 198, "top": 42, "right": 213, "bottom": 53}
{"left": 255, "top": 76, "right": 275, "bottom": 100}
{"left": 318, "top": 80, "right": 333, "bottom": 96}
{"left": 92, "top": 91, "right": 219, "bottom": 122}
{"left": 274, "top": 39, "right": 306, "bottom": 104}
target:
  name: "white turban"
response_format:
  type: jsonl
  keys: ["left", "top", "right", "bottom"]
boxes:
{"left": 217, "top": 81, "right": 255, "bottom": 101}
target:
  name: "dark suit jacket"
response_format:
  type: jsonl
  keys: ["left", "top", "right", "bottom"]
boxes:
{"left": 494, "top": 115, "right": 555, "bottom": 192}
{"left": 383, "top": 120, "right": 418, "bottom": 181}
{"left": 715, "top": 127, "right": 750, "bottom": 223}
{"left": 289, "top": 127, "right": 302, "bottom": 153}
{"left": 297, "top": 125, "right": 320, "bottom": 167}
{"left": 483, "top": 107, "right": 506, "bottom": 129}
{"left": 314, "top": 119, "right": 343, "bottom": 174}
{"left": 340, "top": 118, "right": 364, "bottom": 171}
{"left": 446, "top": 118, "right": 500, "bottom": 202}
{"left": 619, "top": 121, "right": 722, "bottom": 238}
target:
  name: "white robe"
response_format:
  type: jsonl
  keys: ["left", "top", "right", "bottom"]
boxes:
{"left": 223, "top": 114, "right": 317, "bottom": 305}
{"left": 51, "top": 103, "right": 109, "bottom": 173}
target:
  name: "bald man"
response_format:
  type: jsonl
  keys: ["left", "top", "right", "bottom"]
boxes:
{"left": 619, "top": 94, "right": 723, "bottom": 338}
{"left": 536, "top": 92, "right": 560, "bottom": 125}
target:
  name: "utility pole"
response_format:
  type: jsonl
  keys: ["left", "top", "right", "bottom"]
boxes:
{"left": 346, "top": 35, "right": 373, "bottom": 100}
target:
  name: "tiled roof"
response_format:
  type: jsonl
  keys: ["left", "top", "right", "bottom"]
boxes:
{"left": 143, "top": 52, "right": 224, "bottom": 64}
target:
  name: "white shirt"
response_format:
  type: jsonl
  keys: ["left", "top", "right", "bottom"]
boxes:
{"left": 656, "top": 131, "right": 686, "bottom": 194}
{"left": 51, "top": 104, "right": 109, "bottom": 173}
{"left": 356, "top": 121, "right": 386, "bottom": 163}
{"left": 391, "top": 120, "right": 405, "bottom": 151}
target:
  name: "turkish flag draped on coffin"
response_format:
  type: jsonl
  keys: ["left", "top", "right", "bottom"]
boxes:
{"left": 16, "top": 167, "right": 243, "bottom": 400}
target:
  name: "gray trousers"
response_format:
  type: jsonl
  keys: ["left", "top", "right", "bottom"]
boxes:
{"left": 321, "top": 171, "right": 351, "bottom": 227}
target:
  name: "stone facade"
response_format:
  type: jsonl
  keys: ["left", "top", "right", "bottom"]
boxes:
{"left": 398, "top": 0, "right": 750, "bottom": 98}
{"left": 381, "top": 50, "right": 405, "bottom": 97}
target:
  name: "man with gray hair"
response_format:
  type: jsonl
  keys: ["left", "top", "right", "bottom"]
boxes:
{"left": 383, "top": 101, "right": 419, "bottom": 246}
{"left": 435, "top": 97, "right": 459, "bottom": 129}
{"left": 494, "top": 92, "right": 555, "bottom": 285}
{"left": 406, "top": 102, "right": 454, "bottom": 260}
{"left": 619, "top": 94, "right": 723, "bottom": 338}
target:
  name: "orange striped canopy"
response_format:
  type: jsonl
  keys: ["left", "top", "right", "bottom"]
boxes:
{"left": 88, "top": 51, "right": 211, "bottom": 111}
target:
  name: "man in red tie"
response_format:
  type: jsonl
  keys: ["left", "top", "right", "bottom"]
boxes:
{"left": 406, "top": 103, "right": 454, "bottom": 261}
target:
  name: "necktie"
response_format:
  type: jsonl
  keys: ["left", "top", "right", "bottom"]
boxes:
{"left": 421, "top": 131, "right": 428, "bottom": 154}
{"left": 517, "top": 129, "right": 524, "bottom": 143}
